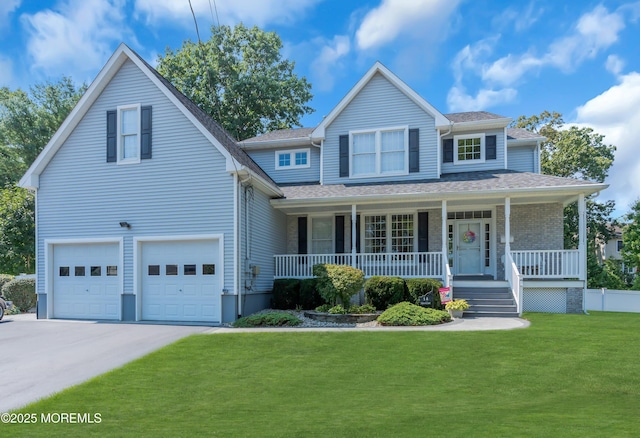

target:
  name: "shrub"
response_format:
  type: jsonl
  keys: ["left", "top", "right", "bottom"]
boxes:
{"left": 348, "top": 303, "right": 377, "bottom": 314}
{"left": 364, "top": 276, "right": 408, "bottom": 309}
{"left": 232, "top": 311, "right": 302, "bottom": 328}
{"left": 405, "top": 278, "right": 443, "bottom": 309}
{"left": 2, "top": 277, "right": 36, "bottom": 312}
{"left": 313, "top": 264, "right": 365, "bottom": 306}
{"left": 377, "top": 302, "right": 451, "bottom": 326}
{"left": 0, "top": 274, "right": 14, "bottom": 294}
{"left": 328, "top": 304, "right": 347, "bottom": 314}
{"left": 315, "top": 303, "right": 332, "bottom": 313}
{"left": 300, "top": 278, "right": 324, "bottom": 309}
{"left": 271, "top": 278, "right": 301, "bottom": 309}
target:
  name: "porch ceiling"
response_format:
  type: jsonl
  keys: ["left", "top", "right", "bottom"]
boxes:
{"left": 271, "top": 170, "right": 607, "bottom": 215}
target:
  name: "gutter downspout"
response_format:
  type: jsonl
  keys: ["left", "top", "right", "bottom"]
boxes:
{"left": 438, "top": 122, "right": 453, "bottom": 177}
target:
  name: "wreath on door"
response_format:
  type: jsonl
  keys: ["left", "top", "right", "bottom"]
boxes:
{"left": 462, "top": 230, "right": 476, "bottom": 244}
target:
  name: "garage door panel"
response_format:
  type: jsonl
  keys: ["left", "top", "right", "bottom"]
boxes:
{"left": 141, "top": 240, "right": 220, "bottom": 322}
{"left": 53, "top": 243, "right": 120, "bottom": 320}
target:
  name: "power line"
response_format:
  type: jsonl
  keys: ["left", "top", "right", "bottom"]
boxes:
{"left": 209, "top": 0, "right": 220, "bottom": 28}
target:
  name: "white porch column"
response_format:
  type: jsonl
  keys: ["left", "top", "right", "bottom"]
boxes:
{"left": 351, "top": 204, "right": 357, "bottom": 268}
{"left": 504, "top": 197, "right": 511, "bottom": 280}
{"left": 441, "top": 200, "right": 447, "bottom": 281}
{"left": 578, "top": 194, "right": 587, "bottom": 281}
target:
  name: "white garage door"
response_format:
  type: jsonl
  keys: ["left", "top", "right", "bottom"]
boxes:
{"left": 141, "top": 240, "right": 220, "bottom": 322}
{"left": 52, "top": 243, "right": 120, "bottom": 320}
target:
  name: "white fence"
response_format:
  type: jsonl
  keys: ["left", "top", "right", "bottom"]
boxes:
{"left": 510, "top": 250, "right": 580, "bottom": 278}
{"left": 585, "top": 289, "right": 640, "bottom": 313}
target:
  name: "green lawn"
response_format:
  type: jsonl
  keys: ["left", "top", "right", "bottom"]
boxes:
{"left": 6, "top": 312, "right": 640, "bottom": 437}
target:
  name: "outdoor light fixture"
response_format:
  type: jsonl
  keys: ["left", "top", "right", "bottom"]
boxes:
{"left": 119, "top": 221, "right": 131, "bottom": 229}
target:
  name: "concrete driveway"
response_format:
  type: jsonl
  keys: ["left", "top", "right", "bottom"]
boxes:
{"left": 0, "top": 314, "right": 210, "bottom": 412}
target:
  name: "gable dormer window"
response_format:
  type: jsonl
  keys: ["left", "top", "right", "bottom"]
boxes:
{"left": 454, "top": 134, "right": 485, "bottom": 165}
{"left": 350, "top": 126, "right": 408, "bottom": 177}
{"left": 106, "top": 105, "right": 152, "bottom": 164}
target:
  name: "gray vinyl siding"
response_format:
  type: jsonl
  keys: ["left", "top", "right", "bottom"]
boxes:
{"left": 240, "top": 184, "right": 286, "bottom": 293}
{"left": 246, "top": 146, "right": 320, "bottom": 184}
{"left": 441, "top": 128, "right": 506, "bottom": 174}
{"left": 36, "top": 59, "right": 236, "bottom": 296}
{"left": 507, "top": 145, "right": 536, "bottom": 173}
{"left": 323, "top": 73, "right": 439, "bottom": 184}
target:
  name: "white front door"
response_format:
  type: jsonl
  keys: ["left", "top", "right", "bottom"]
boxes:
{"left": 456, "top": 221, "right": 482, "bottom": 275}
{"left": 141, "top": 240, "right": 220, "bottom": 322}
{"left": 52, "top": 243, "right": 120, "bottom": 320}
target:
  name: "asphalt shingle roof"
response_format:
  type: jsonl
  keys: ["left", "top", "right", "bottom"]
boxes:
{"left": 241, "top": 127, "right": 315, "bottom": 143}
{"left": 444, "top": 111, "right": 507, "bottom": 122}
{"left": 129, "top": 47, "right": 278, "bottom": 188}
{"left": 507, "top": 127, "right": 544, "bottom": 140}
{"left": 278, "top": 170, "right": 599, "bottom": 200}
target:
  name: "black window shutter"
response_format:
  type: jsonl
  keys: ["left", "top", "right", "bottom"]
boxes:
{"left": 339, "top": 134, "right": 349, "bottom": 177}
{"left": 418, "top": 212, "right": 429, "bottom": 252}
{"left": 335, "top": 216, "right": 345, "bottom": 254}
{"left": 486, "top": 135, "right": 497, "bottom": 160}
{"left": 106, "top": 110, "right": 117, "bottom": 162}
{"left": 443, "top": 138, "right": 453, "bottom": 163}
{"left": 140, "top": 106, "right": 152, "bottom": 159}
{"left": 355, "top": 215, "right": 361, "bottom": 253}
{"left": 298, "top": 217, "right": 308, "bottom": 255}
{"left": 409, "top": 128, "right": 419, "bottom": 173}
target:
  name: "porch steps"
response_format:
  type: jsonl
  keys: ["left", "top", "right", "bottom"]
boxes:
{"left": 452, "top": 283, "right": 519, "bottom": 317}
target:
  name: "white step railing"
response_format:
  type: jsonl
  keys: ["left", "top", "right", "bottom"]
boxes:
{"left": 274, "top": 252, "right": 444, "bottom": 279}
{"left": 510, "top": 250, "right": 580, "bottom": 279}
{"left": 506, "top": 252, "right": 523, "bottom": 315}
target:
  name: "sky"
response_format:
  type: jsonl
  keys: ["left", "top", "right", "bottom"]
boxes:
{"left": 1, "top": 0, "right": 640, "bottom": 217}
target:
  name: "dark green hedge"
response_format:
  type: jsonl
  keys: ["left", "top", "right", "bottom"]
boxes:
{"left": 2, "top": 277, "right": 36, "bottom": 312}
{"left": 405, "top": 278, "right": 443, "bottom": 309}
{"left": 271, "top": 278, "right": 301, "bottom": 309}
{"left": 364, "top": 276, "right": 408, "bottom": 310}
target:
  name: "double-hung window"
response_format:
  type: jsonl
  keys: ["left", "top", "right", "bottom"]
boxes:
{"left": 364, "top": 213, "right": 414, "bottom": 253}
{"left": 311, "top": 217, "right": 333, "bottom": 254}
{"left": 351, "top": 127, "right": 408, "bottom": 177}
{"left": 118, "top": 104, "right": 141, "bottom": 164}
{"left": 454, "top": 134, "right": 485, "bottom": 164}
{"left": 275, "top": 148, "right": 310, "bottom": 170}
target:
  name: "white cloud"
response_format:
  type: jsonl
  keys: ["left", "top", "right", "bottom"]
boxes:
{"left": 355, "top": 0, "right": 461, "bottom": 51}
{"left": 0, "top": 0, "right": 20, "bottom": 28}
{"left": 573, "top": 72, "right": 640, "bottom": 215}
{"left": 493, "top": 1, "right": 543, "bottom": 33}
{"left": 22, "top": 0, "right": 132, "bottom": 78}
{"left": 134, "top": 0, "right": 320, "bottom": 27}
{"left": 605, "top": 55, "right": 625, "bottom": 76}
{"left": 447, "top": 85, "right": 517, "bottom": 112}
{"left": 0, "top": 55, "right": 14, "bottom": 87}
{"left": 310, "top": 35, "right": 351, "bottom": 92}
{"left": 448, "top": 4, "right": 629, "bottom": 111}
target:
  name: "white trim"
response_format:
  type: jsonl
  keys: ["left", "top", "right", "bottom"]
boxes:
{"left": 275, "top": 148, "right": 311, "bottom": 170}
{"left": 133, "top": 234, "right": 224, "bottom": 322}
{"left": 233, "top": 173, "right": 239, "bottom": 298}
{"left": 453, "top": 133, "right": 485, "bottom": 165}
{"left": 44, "top": 237, "right": 124, "bottom": 320}
{"left": 311, "top": 62, "right": 449, "bottom": 140}
{"left": 349, "top": 125, "right": 409, "bottom": 178}
{"left": 116, "top": 103, "right": 141, "bottom": 165}
{"left": 320, "top": 139, "right": 324, "bottom": 185}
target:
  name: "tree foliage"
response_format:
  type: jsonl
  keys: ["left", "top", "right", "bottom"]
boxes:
{"left": 0, "top": 187, "right": 35, "bottom": 274}
{"left": 0, "top": 77, "right": 84, "bottom": 274}
{"left": 622, "top": 199, "right": 640, "bottom": 274}
{"left": 156, "top": 23, "right": 314, "bottom": 141}
{"left": 512, "top": 111, "right": 617, "bottom": 284}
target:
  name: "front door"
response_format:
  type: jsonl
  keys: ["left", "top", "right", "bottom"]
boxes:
{"left": 456, "top": 221, "right": 482, "bottom": 275}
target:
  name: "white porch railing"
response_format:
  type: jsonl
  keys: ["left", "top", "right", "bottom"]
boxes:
{"left": 506, "top": 252, "right": 523, "bottom": 316}
{"left": 274, "top": 252, "right": 444, "bottom": 279}
{"left": 510, "top": 250, "right": 580, "bottom": 279}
